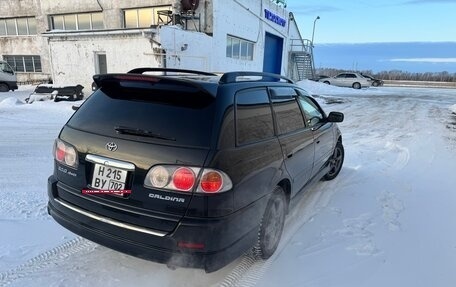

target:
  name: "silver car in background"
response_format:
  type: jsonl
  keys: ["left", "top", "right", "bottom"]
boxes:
{"left": 319, "top": 72, "right": 371, "bottom": 89}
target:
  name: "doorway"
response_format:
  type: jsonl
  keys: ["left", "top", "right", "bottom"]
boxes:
{"left": 95, "top": 53, "right": 107, "bottom": 74}
{"left": 263, "top": 33, "right": 284, "bottom": 74}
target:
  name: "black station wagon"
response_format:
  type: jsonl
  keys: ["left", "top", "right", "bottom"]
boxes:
{"left": 48, "top": 68, "right": 344, "bottom": 272}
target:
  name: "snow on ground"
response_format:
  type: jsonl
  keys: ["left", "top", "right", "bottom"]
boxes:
{"left": 1, "top": 82, "right": 456, "bottom": 287}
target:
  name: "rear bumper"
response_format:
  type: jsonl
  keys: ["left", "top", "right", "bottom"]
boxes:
{"left": 47, "top": 176, "right": 264, "bottom": 272}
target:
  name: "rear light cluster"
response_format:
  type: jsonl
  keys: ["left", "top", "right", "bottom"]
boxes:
{"left": 53, "top": 139, "right": 79, "bottom": 168}
{"left": 144, "top": 165, "right": 232, "bottom": 194}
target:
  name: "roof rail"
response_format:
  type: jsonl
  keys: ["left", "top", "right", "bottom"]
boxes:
{"left": 127, "top": 67, "right": 217, "bottom": 76}
{"left": 219, "top": 71, "right": 294, "bottom": 84}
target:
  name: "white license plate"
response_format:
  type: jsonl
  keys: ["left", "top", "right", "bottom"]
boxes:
{"left": 91, "top": 164, "right": 128, "bottom": 190}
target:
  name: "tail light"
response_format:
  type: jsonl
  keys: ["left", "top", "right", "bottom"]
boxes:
{"left": 199, "top": 170, "right": 223, "bottom": 193}
{"left": 172, "top": 167, "right": 196, "bottom": 191}
{"left": 53, "top": 139, "right": 79, "bottom": 168}
{"left": 144, "top": 166, "right": 232, "bottom": 194}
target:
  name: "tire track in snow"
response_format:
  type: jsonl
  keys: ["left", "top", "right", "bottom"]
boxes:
{"left": 0, "top": 237, "right": 96, "bottom": 287}
{"left": 218, "top": 181, "right": 338, "bottom": 287}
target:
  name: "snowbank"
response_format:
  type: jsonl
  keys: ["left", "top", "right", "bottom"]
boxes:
{"left": 450, "top": 104, "right": 456, "bottom": 114}
{"left": 0, "top": 97, "right": 25, "bottom": 107}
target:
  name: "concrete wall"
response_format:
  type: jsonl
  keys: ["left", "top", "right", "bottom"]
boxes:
{"left": 48, "top": 32, "right": 161, "bottom": 92}
{"left": 1, "top": 0, "right": 304, "bottom": 87}
{"left": 0, "top": 0, "right": 51, "bottom": 82}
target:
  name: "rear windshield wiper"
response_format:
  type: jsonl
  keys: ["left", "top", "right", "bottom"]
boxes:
{"left": 115, "top": 126, "right": 176, "bottom": 141}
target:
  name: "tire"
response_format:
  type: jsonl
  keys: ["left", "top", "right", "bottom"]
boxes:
{"left": 0, "top": 83, "right": 9, "bottom": 92}
{"left": 323, "top": 81, "right": 330, "bottom": 85}
{"left": 256, "top": 186, "right": 287, "bottom": 259}
{"left": 372, "top": 81, "right": 379, "bottom": 87}
{"left": 323, "top": 141, "right": 344, "bottom": 181}
{"left": 352, "top": 82, "right": 361, "bottom": 89}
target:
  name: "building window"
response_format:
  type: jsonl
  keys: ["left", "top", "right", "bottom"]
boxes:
{"left": 226, "top": 35, "right": 254, "bottom": 60}
{"left": 50, "top": 12, "right": 104, "bottom": 31}
{"left": 3, "top": 55, "right": 42, "bottom": 73}
{"left": 0, "top": 17, "right": 37, "bottom": 36}
{"left": 123, "top": 6, "right": 172, "bottom": 28}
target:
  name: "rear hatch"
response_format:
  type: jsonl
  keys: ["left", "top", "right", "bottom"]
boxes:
{"left": 55, "top": 74, "right": 216, "bottom": 232}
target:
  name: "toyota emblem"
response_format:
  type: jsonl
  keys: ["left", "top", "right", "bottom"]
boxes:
{"left": 106, "top": 142, "right": 118, "bottom": 152}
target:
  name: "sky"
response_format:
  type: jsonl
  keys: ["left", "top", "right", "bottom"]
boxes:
{"left": 286, "top": 0, "right": 456, "bottom": 44}
{"left": 284, "top": 0, "right": 456, "bottom": 72}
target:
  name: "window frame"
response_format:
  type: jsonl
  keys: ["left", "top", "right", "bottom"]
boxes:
{"left": 49, "top": 12, "right": 104, "bottom": 31}
{"left": 0, "top": 17, "right": 37, "bottom": 36}
{"left": 3, "top": 55, "right": 42, "bottom": 73}
{"left": 269, "top": 87, "right": 306, "bottom": 135}
{"left": 123, "top": 6, "right": 172, "bottom": 28}
{"left": 226, "top": 35, "right": 255, "bottom": 61}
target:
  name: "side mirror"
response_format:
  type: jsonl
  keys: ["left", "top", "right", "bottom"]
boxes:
{"left": 327, "top": 111, "right": 344, "bottom": 123}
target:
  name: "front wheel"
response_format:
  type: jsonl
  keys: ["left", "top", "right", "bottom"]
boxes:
{"left": 323, "top": 81, "right": 330, "bottom": 85}
{"left": 0, "top": 83, "right": 9, "bottom": 92}
{"left": 323, "top": 142, "right": 344, "bottom": 181}
{"left": 352, "top": 82, "right": 361, "bottom": 89}
{"left": 256, "top": 186, "right": 287, "bottom": 259}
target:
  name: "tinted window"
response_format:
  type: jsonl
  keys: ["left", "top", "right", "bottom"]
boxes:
{"left": 346, "top": 74, "right": 356, "bottom": 78}
{"left": 270, "top": 87, "right": 305, "bottom": 134}
{"left": 236, "top": 88, "right": 274, "bottom": 145}
{"left": 67, "top": 81, "right": 215, "bottom": 147}
{"left": 298, "top": 96, "right": 324, "bottom": 127}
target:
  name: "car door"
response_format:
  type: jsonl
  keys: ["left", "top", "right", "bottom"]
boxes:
{"left": 270, "top": 87, "right": 315, "bottom": 196}
{"left": 333, "top": 73, "right": 346, "bottom": 86}
{"left": 296, "top": 90, "right": 335, "bottom": 176}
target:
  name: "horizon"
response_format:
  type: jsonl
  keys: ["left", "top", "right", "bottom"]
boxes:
{"left": 313, "top": 41, "right": 456, "bottom": 74}
{"left": 286, "top": 0, "right": 456, "bottom": 44}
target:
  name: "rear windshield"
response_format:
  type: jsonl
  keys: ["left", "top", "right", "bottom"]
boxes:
{"left": 67, "top": 82, "right": 215, "bottom": 148}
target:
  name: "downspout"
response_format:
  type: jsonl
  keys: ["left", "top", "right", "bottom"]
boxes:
{"left": 47, "top": 37, "right": 55, "bottom": 83}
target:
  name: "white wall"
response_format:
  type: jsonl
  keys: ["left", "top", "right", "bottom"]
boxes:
{"left": 159, "top": 25, "right": 212, "bottom": 71}
{"left": 48, "top": 33, "right": 160, "bottom": 92}
{"left": 211, "top": 0, "right": 292, "bottom": 74}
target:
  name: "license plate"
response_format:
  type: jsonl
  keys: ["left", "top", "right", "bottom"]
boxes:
{"left": 91, "top": 164, "right": 128, "bottom": 190}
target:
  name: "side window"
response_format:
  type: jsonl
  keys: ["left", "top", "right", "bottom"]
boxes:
{"left": 0, "top": 62, "right": 11, "bottom": 73}
{"left": 336, "top": 74, "right": 345, "bottom": 78}
{"left": 270, "top": 87, "right": 305, "bottom": 134}
{"left": 347, "top": 74, "right": 356, "bottom": 78}
{"left": 298, "top": 95, "right": 324, "bottom": 127}
{"left": 235, "top": 88, "right": 274, "bottom": 145}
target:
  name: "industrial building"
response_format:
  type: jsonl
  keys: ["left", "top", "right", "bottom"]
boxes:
{"left": 0, "top": 0, "right": 315, "bottom": 91}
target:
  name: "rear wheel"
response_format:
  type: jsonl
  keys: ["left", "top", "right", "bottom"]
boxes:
{"left": 323, "top": 142, "right": 344, "bottom": 181}
{"left": 256, "top": 186, "right": 287, "bottom": 259}
{"left": 323, "top": 81, "right": 330, "bottom": 85}
{"left": 0, "top": 83, "right": 9, "bottom": 92}
{"left": 352, "top": 82, "right": 361, "bottom": 89}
